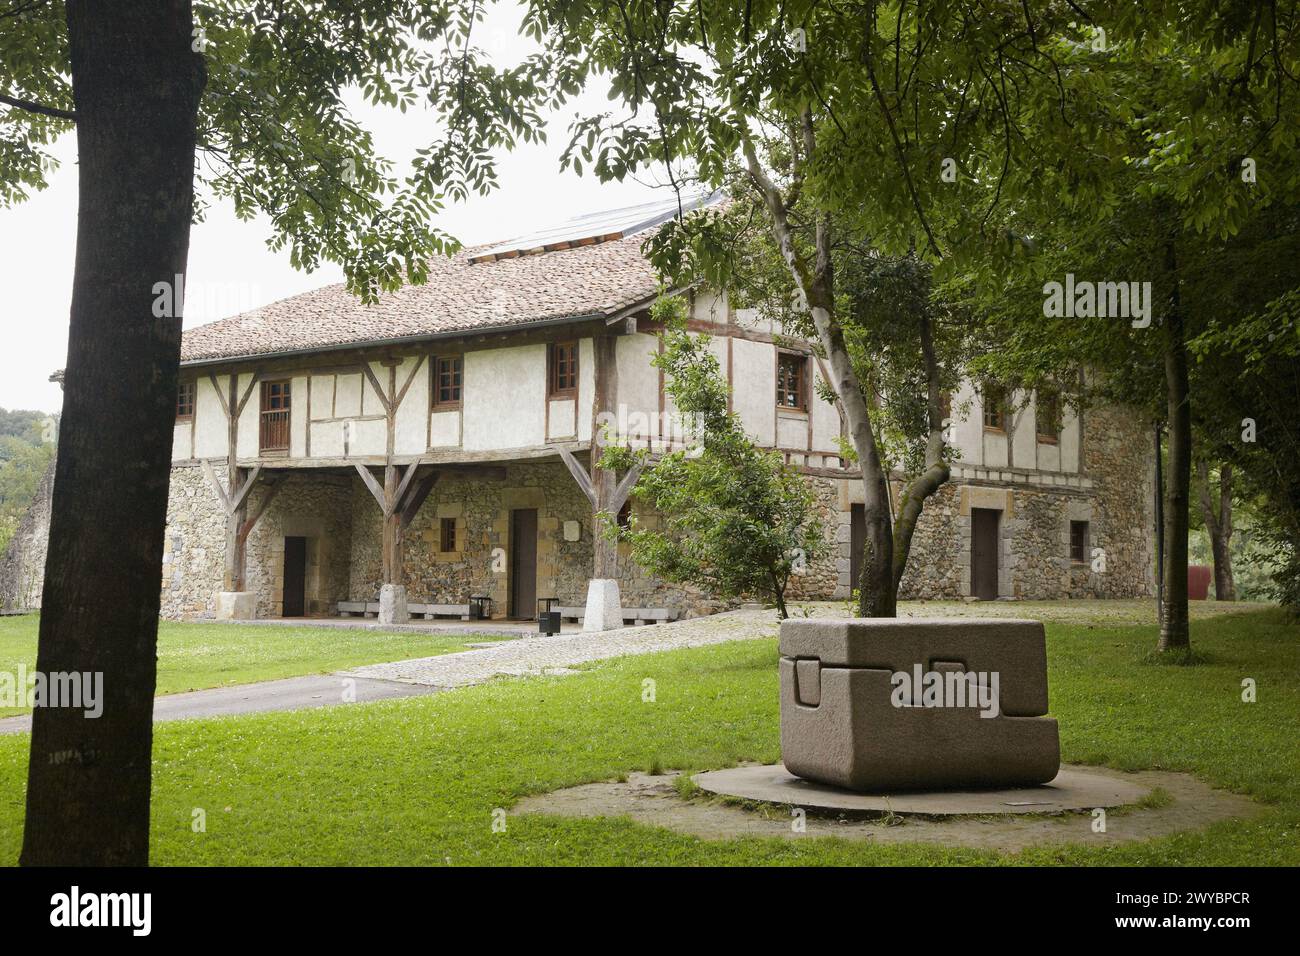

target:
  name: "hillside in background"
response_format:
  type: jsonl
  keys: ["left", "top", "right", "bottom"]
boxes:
{"left": 0, "top": 408, "right": 55, "bottom": 555}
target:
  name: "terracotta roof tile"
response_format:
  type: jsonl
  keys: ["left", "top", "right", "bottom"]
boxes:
{"left": 179, "top": 231, "right": 662, "bottom": 364}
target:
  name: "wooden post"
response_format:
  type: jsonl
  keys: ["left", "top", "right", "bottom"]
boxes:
{"left": 591, "top": 333, "right": 619, "bottom": 578}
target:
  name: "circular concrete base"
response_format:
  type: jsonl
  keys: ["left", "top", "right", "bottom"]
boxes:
{"left": 692, "top": 763, "right": 1150, "bottom": 815}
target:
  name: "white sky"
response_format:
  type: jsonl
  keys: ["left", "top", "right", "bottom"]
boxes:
{"left": 0, "top": 7, "right": 673, "bottom": 414}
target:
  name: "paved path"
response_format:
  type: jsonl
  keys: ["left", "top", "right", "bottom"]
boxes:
{"left": 342, "top": 609, "right": 781, "bottom": 688}
{"left": 0, "top": 675, "right": 440, "bottom": 735}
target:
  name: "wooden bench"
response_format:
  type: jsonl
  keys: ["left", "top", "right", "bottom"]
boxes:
{"left": 554, "top": 606, "right": 678, "bottom": 626}
{"left": 338, "top": 600, "right": 471, "bottom": 620}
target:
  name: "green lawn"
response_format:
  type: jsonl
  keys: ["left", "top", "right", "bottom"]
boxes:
{"left": 1, "top": 604, "right": 1294, "bottom": 865}
{"left": 0, "top": 615, "right": 502, "bottom": 717}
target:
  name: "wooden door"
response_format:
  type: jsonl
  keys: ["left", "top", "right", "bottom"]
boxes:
{"left": 970, "top": 508, "right": 1000, "bottom": 600}
{"left": 510, "top": 509, "right": 538, "bottom": 619}
{"left": 283, "top": 536, "right": 307, "bottom": 617}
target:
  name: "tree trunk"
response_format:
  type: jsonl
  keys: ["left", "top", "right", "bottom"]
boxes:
{"left": 1197, "top": 459, "right": 1236, "bottom": 602}
{"left": 891, "top": 310, "right": 950, "bottom": 593}
{"left": 743, "top": 135, "right": 896, "bottom": 617}
{"left": 1158, "top": 236, "right": 1191, "bottom": 652}
{"left": 21, "top": 0, "right": 205, "bottom": 866}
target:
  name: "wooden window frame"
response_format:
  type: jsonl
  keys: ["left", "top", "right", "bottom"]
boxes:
{"left": 1069, "top": 520, "right": 1090, "bottom": 564}
{"left": 1036, "top": 388, "right": 1061, "bottom": 445}
{"left": 432, "top": 354, "right": 463, "bottom": 410}
{"left": 776, "top": 350, "right": 809, "bottom": 412}
{"left": 175, "top": 380, "right": 195, "bottom": 423}
{"left": 548, "top": 340, "right": 579, "bottom": 399}
{"left": 259, "top": 379, "right": 292, "bottom": 454}
{"left": 439, "top": 516, "right": 457, "bottom": 553}
{"left": 981, "top": 382, "right": 1007, "bottom": 433}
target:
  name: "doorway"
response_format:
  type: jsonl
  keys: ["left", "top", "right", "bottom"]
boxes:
{"left": 509, "top": 508, "right": 538, "bottom": 619}
{"left": 283, "top": 536, "right": 307, "bottom": 617}
{"left": 970, "top": 508, "right": 1000, "bottom": 600}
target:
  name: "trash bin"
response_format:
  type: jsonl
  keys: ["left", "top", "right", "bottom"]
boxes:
{"left": 469, "top": 595, "right": 492, "bottom": 621}
{"left": 537, "top": 597, "right": 561, "bottom": 636}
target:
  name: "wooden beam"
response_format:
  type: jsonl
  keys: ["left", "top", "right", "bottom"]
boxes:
{"left": 208, "top": 371, "right": 231, "bottom": 423}
{"left": 610, "top": 460, "right": 645, "bottom": 512}
{"left": 360, "top": 362, "right": 393, "bottom": 416}
{"left": 558, "top": 447, "right": 596, "bottom": 507}
{"left": 393, "top": 355, "right": 427, "bottom": 410}
{"left": 399, "top": 470, "right": 440, "bottom": 530}
{"left": 354, "top": 463, "right": 389, "bottom": 514}
{"left": 393, "top": 459, "right": 424, "bottom": 514}
{"left": 228, "top": 464, "right": 263, "bottom": 513}
{"left": 238, "top": 475, "right": 283, "bottom": 540}
{"left": 200, "top": 458, "right": 231, "bottom": 512}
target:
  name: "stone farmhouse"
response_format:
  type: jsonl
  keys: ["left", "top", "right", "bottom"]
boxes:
{"left": 2, "top": 194, "right": 1155, "bottom": 626}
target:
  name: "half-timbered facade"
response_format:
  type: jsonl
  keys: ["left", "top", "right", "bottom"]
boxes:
{"left": 2, "top": 195, "right": 1155, "bottom": 622}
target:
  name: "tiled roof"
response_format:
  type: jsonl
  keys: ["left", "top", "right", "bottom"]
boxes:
{"left": 179, "top": 192, "right": 720, "bottom": 364}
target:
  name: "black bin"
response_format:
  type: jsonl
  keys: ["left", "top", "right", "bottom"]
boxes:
{"left": 537, "top": 597, "right": 561, "bottom": 636}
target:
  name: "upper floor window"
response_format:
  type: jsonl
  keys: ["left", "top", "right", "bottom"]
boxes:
{"left": 434, "top": 355, "right": 462, "bottom": 408}
{"left": 176, "top": 380, "right": 195, "bottom": 422}
{"left": 1036, "top": 388, "right": 1061, "bottom": 444}
{"left": 981, "top": 382, "right": 1007, "bottom": 432}
{"left": 777, "top": 352, "right": 808, "bottom": 411}
{"left": 549, "top": 341, "right": 578, "bottom": 398}
{"left": 259, "top": 380, "right": 291, "bottom": 453}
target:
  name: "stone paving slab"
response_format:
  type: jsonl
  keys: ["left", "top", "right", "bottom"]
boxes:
{"left": 693, "top": 763, "right": 1147, "bottom": 814}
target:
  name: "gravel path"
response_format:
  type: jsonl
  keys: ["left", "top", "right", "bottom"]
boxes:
{"left": 342, "top": 608, "right": 785, "bottom": 688}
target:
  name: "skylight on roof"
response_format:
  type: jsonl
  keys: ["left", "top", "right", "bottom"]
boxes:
{"left": 469, "top": 189, "right": 723, "bottom": 263}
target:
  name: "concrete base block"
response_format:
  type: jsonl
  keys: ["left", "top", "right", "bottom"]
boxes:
{"left": 378, "top": 585, "right": 409, "bottom": 626}
{"left": 582, "top": 579, "right": 622, "bottom": 632}
{"left": 779, "top": 617, "right": 1060, "bottom": 791}
{"left": 215, "top": 591, "right": 256, "bottom": 621}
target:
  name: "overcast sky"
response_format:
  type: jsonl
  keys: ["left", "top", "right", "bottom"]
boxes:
{"left": 0, "top": 6, "right": 672, "bottom": 414}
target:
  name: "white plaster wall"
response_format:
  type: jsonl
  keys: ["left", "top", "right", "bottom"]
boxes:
{"left": 430, "top": 410, "right": 460, "bottom": 448}
{"left": 172, "top": 422, "right": 192, "bottom": 460}
{"left": 691, "top": 289, "right": 727, "bottom": 325}
{"left": 193, "top": 375, "right": 227, "bottom": 459}
{"left": 362, "top": 362, "right": 386, "bottom": 416}
{"left": 731, "top": 338, "right": 775, "bottom": 445}
{"left": 777, "top": 413, "right": 808, "bottom": 449}
{"left": 290, "top": 375, "right": 308, "bottom": 458}
{"left": 393, "top": 356, "right": 427, "bottom": 455}
{"left": 311, "top": 421, "right": 344, "bottom": 458}
{"left": 335, "top": 374, "right": 362, "bottom": 418}
{"left": 1061, "top": 406, "right": 1081, "bottom": 472}
{"left": 1009, "top": 391, "right": 1035, "bottom": 469}
{"left": 810, "top": 361, "right": 840, "bottom": 453}
{"left": 547, "top": 398, "right": 577, "bottom": 440}
{"left": 951, "top": 380, "right": 982, "bottom": 466}
{"left": 310, "top": 374, "right": 334, "bottom": 420}
{"left": 463, "top": 344, "right": 545, "bottom": 450}
{"left": 235, "top": 373, "right": 258, "bottom": 459}
{"left": 576, "top": 338, "right": 595, "bottom": 441}
{"left": 615, "top": 333, "right": 660, "bottom": 441}
{"left": 350, "top": 418, "right": 386, "bottom": 455}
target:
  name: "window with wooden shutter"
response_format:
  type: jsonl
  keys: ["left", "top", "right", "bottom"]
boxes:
{"left": 176, "top": 381, "right": 195, "bottom": 422}
{"left": 777, "top": 352, "right": 808, "bottom": 410}
{"left": 259, "top": 380, "right": 291, "bottom": 453}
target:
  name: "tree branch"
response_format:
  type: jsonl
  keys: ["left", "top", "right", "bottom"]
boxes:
{"left": 0, "top": 93, "right": 75, "bottom": 122}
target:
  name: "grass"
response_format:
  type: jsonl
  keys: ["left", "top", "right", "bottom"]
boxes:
{"left": 0, "top": 604, "right": 1295, "bottom": 865}
{"left": 0, "top": 615, "right": 504, "bottom": 717}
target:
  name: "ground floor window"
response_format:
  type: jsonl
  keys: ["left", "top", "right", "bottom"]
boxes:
{"left": 1069, "top": 520, "right": 1090, "bottom": 564}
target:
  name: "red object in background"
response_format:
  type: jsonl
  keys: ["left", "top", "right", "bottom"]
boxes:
{"left": 1188, "top": 564, "right": 1212, "bottom": 600}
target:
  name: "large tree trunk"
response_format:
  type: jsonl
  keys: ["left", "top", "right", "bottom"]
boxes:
{"left": 1197, "top": 460, "right": 1236, "bottom": 602}
{"left": 21, "top": 0, "right": 205, "bottom": 866}
{"left": 1158, "top": 236, "right": 1191, "bottom": 652}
